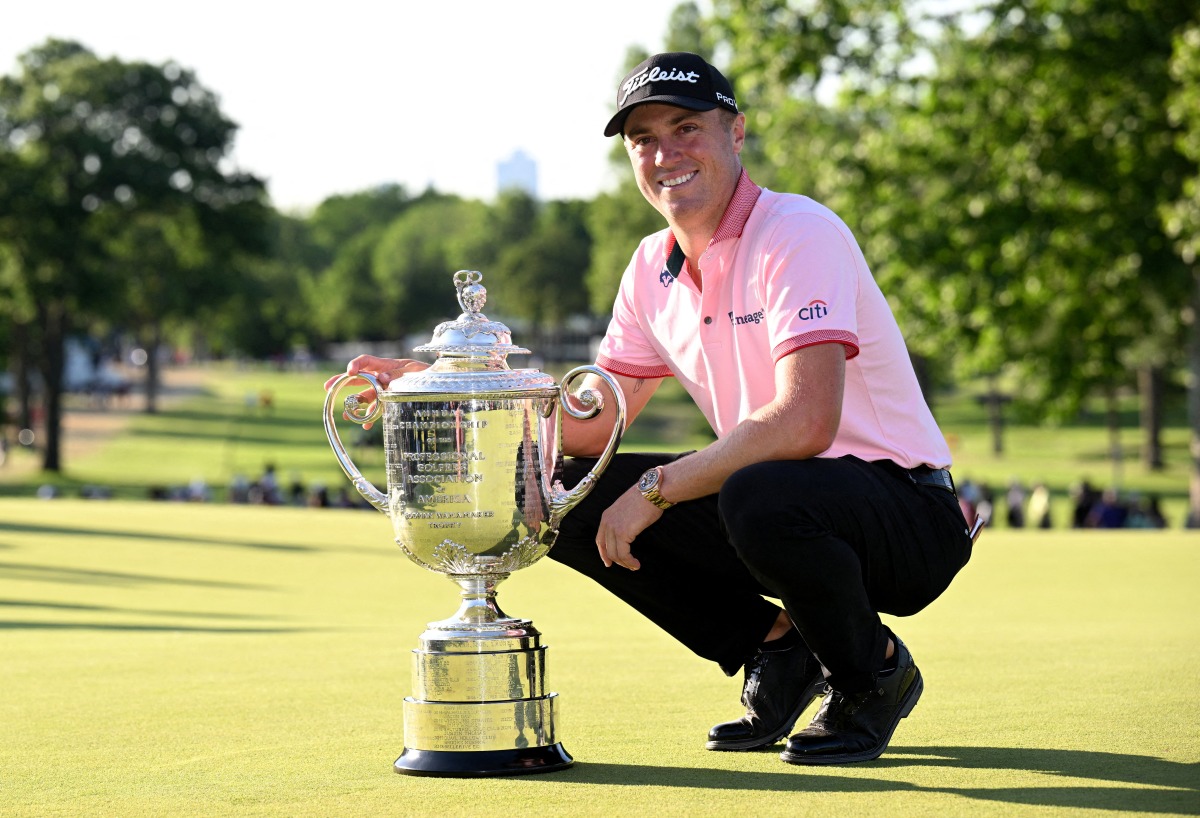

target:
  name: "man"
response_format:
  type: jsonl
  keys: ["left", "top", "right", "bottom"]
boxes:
{"left": 332, "top": 51, "right": 974, "bottom": 765}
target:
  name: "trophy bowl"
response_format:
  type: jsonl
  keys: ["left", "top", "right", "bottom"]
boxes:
{"left": 324, "top": 270, "right": 624, "bottom": 776}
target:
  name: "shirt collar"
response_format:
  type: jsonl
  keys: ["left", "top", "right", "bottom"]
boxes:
{"left": 664, "top": 169, "right": 762, "bottom": 278}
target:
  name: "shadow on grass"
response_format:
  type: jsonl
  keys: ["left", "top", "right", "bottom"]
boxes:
{"left": 0, "top": 598, "right": 282, "bottom": 620}
{"left": 563, "top": 747, "right": 1199, "bottom": 814}
{"left": 0, "top": 561, "right": 274, "bottom": 590}
{"left": 0, "top": 521, "right": 315, "bottom": 553}
{"left": 0, "top": 620, "right": 305, "bottom": 633}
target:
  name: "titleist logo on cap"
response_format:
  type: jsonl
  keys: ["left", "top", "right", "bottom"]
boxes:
{"left": 619, "top": 65, "right": 702, "bottom": 105}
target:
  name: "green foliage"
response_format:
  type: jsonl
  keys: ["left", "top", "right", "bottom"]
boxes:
{"left": 0, "top": 38, "right": 270, "bottom": 467}
{"left": 370, "top": 196, "right": 492, "bottom": 337}
{"left": 707, "top": 0, "right": 1198, "bottom": 420}
{"left": 1162, "top": 23, "right": 1200, "bottom": 265}
{"left": 489, "top": 198, "right": 593, "bottom": 326}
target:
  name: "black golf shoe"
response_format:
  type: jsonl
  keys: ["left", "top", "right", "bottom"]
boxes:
{"left": 780, "top": 635, "right": 923, "bottom": 764}
{"left": 706, "top": 636, "right": 826, "bottom": 751}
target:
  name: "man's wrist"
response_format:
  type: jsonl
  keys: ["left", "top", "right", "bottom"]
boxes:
{"left": 637, "top": 466, "right": 674, "bottom": 510}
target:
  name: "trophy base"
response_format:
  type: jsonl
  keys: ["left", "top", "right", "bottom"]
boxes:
{"left": 393, "top": 743, "right": 574, "bottom": 777}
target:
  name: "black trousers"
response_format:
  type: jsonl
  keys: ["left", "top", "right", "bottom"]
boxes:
{"left": 548, "top": 452, "right": 974, "bottom": 694}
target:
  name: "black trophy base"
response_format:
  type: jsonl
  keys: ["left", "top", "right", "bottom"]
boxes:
{"left": 394, "top": 743, "right": 574, "bottom": 777}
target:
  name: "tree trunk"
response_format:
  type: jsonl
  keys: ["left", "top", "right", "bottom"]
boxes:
{"left": 37, "top": 300, "right": 67, "bottom": 473}
{"left": 1189, "top": 265, "right": 1200, "bottom": 527}
{"left": 12, "top": 319, "right": 34, "bottom": 433}
{"left": 986, "top": 374, "right": 1005, "bottom": 456}
{"left": 1105, "top": 386, "right": 1122, "bottom": 493}
{"left": 1138, "top": 365, "right": 1164, "bottom": 471}
{"left": 144, "top": 322, "right": 161, "bottom": 414}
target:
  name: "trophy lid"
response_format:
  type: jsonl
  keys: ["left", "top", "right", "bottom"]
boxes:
{"left": 389, "top": 270, "right": 554, "bottom": 396}
{"left": 414, "top": 270, "right": 530, "bottom": 360}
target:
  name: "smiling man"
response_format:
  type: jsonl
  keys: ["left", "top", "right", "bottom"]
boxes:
{"left": 544, "top": 51, "right": 978, "bottom": 766}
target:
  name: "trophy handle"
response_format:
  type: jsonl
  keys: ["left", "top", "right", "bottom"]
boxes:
{"left": 548, "top": 365, "right": 626, "bottom": 524}
{"left": 323, "top": 371, "right": 389, "bottom": 513}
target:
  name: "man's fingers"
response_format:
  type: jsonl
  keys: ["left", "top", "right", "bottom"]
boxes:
{"left": 596, "top": 532, "right": 640, "bottom": 571}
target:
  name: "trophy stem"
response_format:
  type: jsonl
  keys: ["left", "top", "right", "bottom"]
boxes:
{"left": 431, "top": 574, "right": 524, "bottom": 631}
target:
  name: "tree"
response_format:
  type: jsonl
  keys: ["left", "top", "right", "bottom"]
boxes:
{"left": 0, "top": 40, "right": 268, "bottom": 468}
{"left": 864, "top": 0, "right": 1196, "bottom": 465}
{"left": 370, "top": 196, "right": 493, "bottom": 340}
{"left": 705, "top": 1, "right": 1198, "bottom": 469}
{"left": 490, "top": 199, "right": 593, "bottom": 330}
{"left": 1161, "top": 22, "right": 1200, "bottom": 522}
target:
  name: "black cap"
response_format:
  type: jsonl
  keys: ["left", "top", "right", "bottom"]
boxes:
{"left": 604, "top": 52, "right": 738, "bottom": 137}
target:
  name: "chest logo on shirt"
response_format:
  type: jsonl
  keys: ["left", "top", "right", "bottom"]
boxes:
{"left": 659, "top": 268, "right": 675, "bottom": 288}
{"left": 728, "top": 309, "right": 765, "bottom": 326}
{"left": 798, "top": 300, "right": 829, "bottom": 320}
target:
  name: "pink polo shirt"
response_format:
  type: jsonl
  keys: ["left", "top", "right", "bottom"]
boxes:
{"left": 596, "top": 170, "right": 951, "bottom": 469}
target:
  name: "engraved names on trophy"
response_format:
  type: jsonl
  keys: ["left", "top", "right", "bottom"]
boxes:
{"left": 385, "top": 400, "right": 537, "bottom": 542}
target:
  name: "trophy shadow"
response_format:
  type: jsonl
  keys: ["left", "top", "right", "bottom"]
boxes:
{"left": 558, "top": 746, "right": 1200, "bottom": 814}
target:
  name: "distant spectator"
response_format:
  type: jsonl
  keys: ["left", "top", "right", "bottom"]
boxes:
{"left": 289, "top": 473, "right": 307, "bottom": 506}
{"left": 976, "top": 482, "right": 994, "bottom": 526}
{"left": 957, "top": 479, "right": 980, "bottom": 526}
{"left": 1127, "top": 494, "right": 1167, "bottom": 529}
{"left": 1027, "top": 483, "right": 1052, "bottom": 529}
{"left": 1005, "top": 479, "right": 1027, "bottom": 528}
{"left": 307, "top": 484, "right": 330, "bottom": 508}
{"left": 256, "top": 464, "right": 281, "bottom": 505}
{"left": 228, "top": 475, "right": 251, "bottom": 504}
{"left": 187, "top": 477, "right": 211, "bottom": 502}
{"left": 1087, "top": 489, "right": 1128, "bottom": 529}
{"left": 1071, "top": 480, "right": 1100, "bottom": 528}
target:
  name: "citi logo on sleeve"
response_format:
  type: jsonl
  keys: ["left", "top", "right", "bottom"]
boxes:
{"left": 798, "top": 300, "right": 829, "bottom": 320}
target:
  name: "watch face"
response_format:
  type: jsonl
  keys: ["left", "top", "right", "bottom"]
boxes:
{"left": 638, "top": 469, "right": 658, "bottom": 492}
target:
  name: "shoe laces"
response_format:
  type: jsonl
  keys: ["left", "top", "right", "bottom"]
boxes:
{"left": 741, "top": 652, "right": 767, "bottom": 707}
{"left": 815, "top": 684, "right": 879, "bottom": 724}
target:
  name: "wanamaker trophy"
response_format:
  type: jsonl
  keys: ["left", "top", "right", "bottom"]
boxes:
{"left": 323, "top": 270, "right": 625, "bottom": 776}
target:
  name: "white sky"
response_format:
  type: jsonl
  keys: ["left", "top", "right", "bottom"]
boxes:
{"left": 2, "top": 0, "right": 694, "bottom": 212}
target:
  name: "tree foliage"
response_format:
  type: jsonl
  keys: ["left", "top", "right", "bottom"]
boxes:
{"left": 0, "top": 39, "right": 268, "bottom": 469}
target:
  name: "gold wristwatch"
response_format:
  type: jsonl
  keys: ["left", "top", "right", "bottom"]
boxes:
{"left": 638, "top": 466, "right": 673, "bottom": 510}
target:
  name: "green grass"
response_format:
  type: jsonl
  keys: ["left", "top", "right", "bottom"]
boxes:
{"left": 0, "top": 500, "right": 1196, "bottom": 817}
{"left": 0, "top": 365, "right": 1197, "bottom": 815}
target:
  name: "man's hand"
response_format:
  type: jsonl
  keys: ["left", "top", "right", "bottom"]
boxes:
{"left": 595, "top": 484, "right": 663, "bottom": 570}
{"left": 324, "top": 355, "right": 430, "bottom": 430}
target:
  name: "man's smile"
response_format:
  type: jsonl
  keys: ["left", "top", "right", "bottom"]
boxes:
{"left": 661, "top": 171, "right": 697, "bottom": 188}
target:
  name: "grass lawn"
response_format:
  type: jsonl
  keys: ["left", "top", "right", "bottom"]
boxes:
{"left": 0, "top": 500, "right": 1197, "bottom": 817}
{"left": 0, "top": 363, "right": 1196, "bottom": 815}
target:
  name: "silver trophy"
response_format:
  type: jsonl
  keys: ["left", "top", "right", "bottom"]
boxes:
{"left": 323, "top": 270, "right": 625, "bottom": 777}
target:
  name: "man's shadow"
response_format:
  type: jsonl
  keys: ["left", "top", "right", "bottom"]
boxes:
{"left": 557, "top": 746, "right": 1199, "bottom": 814}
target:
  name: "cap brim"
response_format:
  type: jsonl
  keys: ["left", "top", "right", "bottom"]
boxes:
{"left": 603, "top": 96, "right": 720, "bottom": 137}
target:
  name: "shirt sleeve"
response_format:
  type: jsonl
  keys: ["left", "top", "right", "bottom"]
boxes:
{"left": 595, "top": 255, "right": 674, "bottom": 379}
{"left": 759, "top": 212, "right": 862, "bottom": 362}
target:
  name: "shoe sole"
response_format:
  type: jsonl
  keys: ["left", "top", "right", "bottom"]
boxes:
{"left": 704, "top": 676, "right": 826, "bottom": 752}
{"left": 778, "top": 670, "right": 923, "bottom": 765}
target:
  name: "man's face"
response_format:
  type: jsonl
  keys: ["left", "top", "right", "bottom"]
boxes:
{"left": 622, "top": 103, "right": 745, "bottom": 234}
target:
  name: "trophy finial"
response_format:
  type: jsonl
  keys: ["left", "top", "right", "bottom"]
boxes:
{"left": 453, "top": 270, "right": 487, "bottom": 315}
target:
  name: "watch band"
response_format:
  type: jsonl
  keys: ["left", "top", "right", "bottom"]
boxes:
{"left": 639, "top": 466, "right": 674, "bottom": 510}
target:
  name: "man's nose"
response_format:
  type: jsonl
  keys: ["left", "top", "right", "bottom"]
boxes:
{"left": 656, "top": 137, "right": 680, "bottom": 165}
